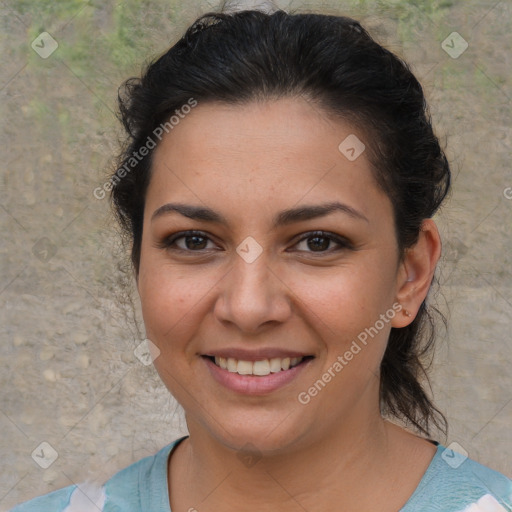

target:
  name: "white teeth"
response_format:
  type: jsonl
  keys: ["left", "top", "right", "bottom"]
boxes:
{"left": 237, "top": 360, "right": 253, "bottom": 375}
{"left": 269, "top": 357, "right": 282, "bottom": 373}
{"left": 253, "top": 360, "right": 271, "bottom": 376}
{"left": 213, "top": 356, "right": 304, "bottom": 375}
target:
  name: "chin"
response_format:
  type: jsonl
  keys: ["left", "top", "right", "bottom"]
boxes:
{"left": 194, "top": 405, "right": 311, "bottom": 456}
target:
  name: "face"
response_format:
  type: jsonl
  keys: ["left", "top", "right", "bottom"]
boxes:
{"left": 137, "top": 98, "right": 408, "bottom": 454}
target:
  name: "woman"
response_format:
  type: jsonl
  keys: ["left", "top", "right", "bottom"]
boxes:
{"left": 11, "top": 8, "right": 512, "bottom": 512}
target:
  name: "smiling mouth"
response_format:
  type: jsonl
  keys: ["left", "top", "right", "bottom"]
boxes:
{"left": 204, "top": 355, "right": 314, "bottom": 376}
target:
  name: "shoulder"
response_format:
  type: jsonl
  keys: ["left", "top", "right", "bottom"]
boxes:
{"left": 7, "top": 482, "right": 106, "bottom": 511}
{"left": 9, "top": 484, "right": 77, "bottom": 512}
{"left": 403, "top": 444, "right": 512, "bottom": 511}
{"left": 8, "top": 437, "right": 185, "bottom": 512}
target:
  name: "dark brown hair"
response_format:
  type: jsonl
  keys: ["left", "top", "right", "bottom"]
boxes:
{"left": 111, "top": 9, "right": 450, "bottom": 436}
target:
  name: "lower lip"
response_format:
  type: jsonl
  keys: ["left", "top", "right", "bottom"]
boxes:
{"left": 203, "top": 357, "right": 312, "bottom": 395}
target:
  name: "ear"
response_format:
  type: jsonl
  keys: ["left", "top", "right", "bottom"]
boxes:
{"left": 391, "top": 219, "right": 441, "bottom": 328}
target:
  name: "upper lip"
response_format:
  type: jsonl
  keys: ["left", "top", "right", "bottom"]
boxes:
{"left": 202, "top": 348, "right": 313, "bottom": 361}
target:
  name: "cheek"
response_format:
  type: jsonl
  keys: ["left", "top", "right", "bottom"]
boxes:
{"left": 137, "top": 264, "right": 211, "bottom": 398}
{"left": 287, "top": 262, "right": 396, "bottom": 337}
{"left": 138, "top": 261, "right": 212, "bottom": 350}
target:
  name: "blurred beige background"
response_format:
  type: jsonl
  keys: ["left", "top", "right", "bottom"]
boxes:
{"left": 0, "top": 0, "right": 511, "bottom": 509}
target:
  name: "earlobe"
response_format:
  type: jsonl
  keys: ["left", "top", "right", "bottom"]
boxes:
{"left": 391, "top": 219, "right": 441, "bottom": 328}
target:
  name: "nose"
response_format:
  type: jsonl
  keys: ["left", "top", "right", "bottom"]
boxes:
{"left": 213, "top": 250, "right": 292, "bottom": 334}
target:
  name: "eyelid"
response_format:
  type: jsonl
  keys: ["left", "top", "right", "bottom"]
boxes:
{"left": 157, "top": 230, "right": 221, "bottom": 251}
{"left": 288, "top": 230, "right": 353, "bottom": 252}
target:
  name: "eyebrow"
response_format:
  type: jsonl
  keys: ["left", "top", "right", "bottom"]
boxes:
{"left": 151, "top": 201, "right": 369, "bottom": 225}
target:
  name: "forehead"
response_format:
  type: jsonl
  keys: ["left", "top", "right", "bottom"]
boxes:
{"left": 147, "top": 98, "right": 390, "bottom": 223}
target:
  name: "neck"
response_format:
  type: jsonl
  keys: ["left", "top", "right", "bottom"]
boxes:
{"left": 171, "top": 401, "right": 405, "bottom": 510}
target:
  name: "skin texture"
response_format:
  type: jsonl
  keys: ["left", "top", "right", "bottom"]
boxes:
{"left": 136, "top": 97, "right": 441, "bottom": 511}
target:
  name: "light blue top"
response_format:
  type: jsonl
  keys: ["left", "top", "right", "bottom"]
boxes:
{"left": 9, "top": 437, "right": 512, "bottom": 511}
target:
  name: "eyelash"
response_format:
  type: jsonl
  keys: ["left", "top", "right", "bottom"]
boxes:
{"left": 157, "top": 230, "right": 353, "bottom": 255}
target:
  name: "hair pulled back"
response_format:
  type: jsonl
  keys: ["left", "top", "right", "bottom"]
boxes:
{"left": 111, "top": 9, "right": 450, "bottom": 436}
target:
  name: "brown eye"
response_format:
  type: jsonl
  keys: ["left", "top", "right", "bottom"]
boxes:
{"left": 306, "top": 235, "right": 331, "bottom": 251}
{"left": 159, "top": 230, "right": 218, "bottom": 252}
{"left": 182, "top": 235, "right": 208, "bottom": 250}
{"left": 293, "top": 231, "right": 350, "bottom": 253}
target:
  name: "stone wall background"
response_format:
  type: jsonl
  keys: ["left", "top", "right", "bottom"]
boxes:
{"left": 1, "top": 0, "right": 510, "bottom": 509}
